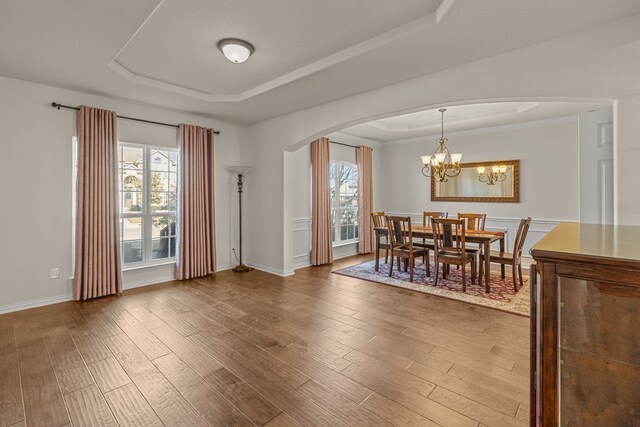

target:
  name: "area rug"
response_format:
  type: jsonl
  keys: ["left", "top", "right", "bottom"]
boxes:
{"left": 333, "top": 259, "right": 530, "bottom": 316}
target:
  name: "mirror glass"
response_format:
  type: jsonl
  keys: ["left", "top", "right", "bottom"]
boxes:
{"left": 431, "top": 160, "right": 519, "bottom": 203}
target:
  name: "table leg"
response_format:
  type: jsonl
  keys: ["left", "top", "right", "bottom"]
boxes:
{"left": 375, "top": 234, "right": 380, "bottom": 272}
{"left": 500, "top": 237, "right": 505, "bottom": 279}
{"left": 484, "top": 240, "right": 491, "bottom": 293}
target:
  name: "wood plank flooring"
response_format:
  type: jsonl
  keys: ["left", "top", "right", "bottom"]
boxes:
{"left": 0, "top": 255, "right": 530, "bottom": 426}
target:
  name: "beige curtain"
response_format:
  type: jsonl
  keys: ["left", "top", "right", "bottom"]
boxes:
{"left": 175, "top": 124, "right": 217, "bottom": 280}
{"left": 73, "top": 106, "right": 123, "bottom": 300}
{"left": 357, "top": 145, "right": 374, "bottom": 254}
{"left": 311, "top": 138, "right": 333, "bottom": 265}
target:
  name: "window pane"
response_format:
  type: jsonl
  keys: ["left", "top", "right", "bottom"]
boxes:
{"left": 151, "top": 171, "right": 169, "bottom": 192}
{"left": 120, "top": 146, "right": 143, "bottom": 169}
{"left": 150, "top": 192, "right": 168, "bottom": 212}
{"left": 341, "top": 225, "right": 348, "bottom": 241}
{"left": 122, "top": 240, "right": 143, "bottom": 264}
{"left": 169, "top": 172, "right": 177, "bottom": 192}
{"left": 152, "top": 217, "right": 175, "bottom": 237}
{"left": 122, "top": 191, "right": 143, "bottom": 213}
{"left": 152, "top": 238, "right": 175, "bottom": 260}
{"left": 121, "top": 217, "right": 142, "bottom": 241}
{"left": 150, "top": 150, "right": 171, "bottom": 171}
{"left": 122, "top": 170, "right": 143, "bottom": 191}
{"left": 169, "top": 151, "right": 178, "bottom": 172}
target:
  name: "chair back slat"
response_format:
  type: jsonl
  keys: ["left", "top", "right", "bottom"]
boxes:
{"left": 423, "top": 211, "right": 448, "bottom": 227}
{"left": 432, "top": 218, "right": 466, "bottom": 254}
{"left": 458, "top": 213, "right": 487, "bottom": 231}
{"left": 513, "top": 217, "right": 532, "bottom": 259}
{"left": 371, "top": 211, "right": 386, "bottom": 228}
{"left": 385, "top": 215, "right": 412, "bottom": 247}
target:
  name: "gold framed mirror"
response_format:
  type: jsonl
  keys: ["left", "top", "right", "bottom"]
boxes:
{"left": 431, "top": 159, "right": 520, "bottom": 203}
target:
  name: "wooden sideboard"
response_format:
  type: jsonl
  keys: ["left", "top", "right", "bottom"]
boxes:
{"left": 530, "top": 222, "right": 640, "bottom": 426}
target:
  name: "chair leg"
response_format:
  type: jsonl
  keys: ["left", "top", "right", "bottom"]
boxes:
{"left": 397, "top": 256, "right": 401, "bottom": 271}
{"left": 501, "top": 264, "right": 506, "bottom": 279}
{"left": 512, "top": 264, "right": 518, "bottom": 292}
{"left": 426, "top": 251, "right": 431, "bottom": 277}
{"left": 434, "top": 259, "right": 440, "bottom": 286}
{"left": 443, "top": 263, "right": 447, "bottom": 279}
{"left": 471, "top": 258, "right": 476, "bottom": 285}
{"left": 385, "top": 248, "right": 389, "bottom": 264}
{"left": 461, "top": 263, "right": 466, "bottom": 292}
{"left": 375, "top": 244, "right": 380, "bottom": 272}
{"left": 388, "top": 250, "right": 394, "bottom": 276}
{"left": 478, "top": 256, "right": 483, "bottom": 286}
{"left": 518, "top": 263, "right": 524, "bottom": 288}
{"left": 409, "top": 258, "right": 414, "bottom": 282}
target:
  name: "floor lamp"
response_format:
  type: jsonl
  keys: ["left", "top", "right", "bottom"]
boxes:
{"left": 228, "top": 166, "right": 253, "bottom": 272}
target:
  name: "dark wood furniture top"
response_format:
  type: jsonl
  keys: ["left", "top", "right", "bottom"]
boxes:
{"left": 530, "top": 222, "right": 640, "bottom": 426}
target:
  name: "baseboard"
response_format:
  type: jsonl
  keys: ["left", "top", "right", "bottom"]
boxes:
{"left": 0, "top": 293, "right": 74, "bottom": 315}
{"left": 247, "top": 262, "right": 295, "bottom": 277}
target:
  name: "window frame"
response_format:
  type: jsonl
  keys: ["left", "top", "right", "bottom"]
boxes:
{"left": 118, "top": 142, "right": 178, "bottom": 269}
{"left": 330, "top": 160, "right": 359, "bottom": 246}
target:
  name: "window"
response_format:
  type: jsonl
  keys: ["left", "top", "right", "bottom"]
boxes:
{"left": 330, "top": 161, "right": 359, "bottom": 244}
{"left": 118, "top": 144, "right": 178, "bottom": 266}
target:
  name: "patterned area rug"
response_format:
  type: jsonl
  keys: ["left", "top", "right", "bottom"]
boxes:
{"left": 334, "top": 259, "right": 530, "bottom": 316}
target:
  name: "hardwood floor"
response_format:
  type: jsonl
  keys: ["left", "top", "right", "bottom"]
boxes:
{"left": 0, "top": 255, "right": 530, "bottom": 426}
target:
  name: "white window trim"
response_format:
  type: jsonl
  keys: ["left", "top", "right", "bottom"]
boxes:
{"left": 119, "top": 142, "right": 177, "bottom": 267}
{"left": 331, "top": 160, "right": 359, "bottom": 246}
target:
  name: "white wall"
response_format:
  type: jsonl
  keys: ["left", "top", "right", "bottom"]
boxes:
{"left": 615, "top": 95, "right": 640, "bottom": 225}
{"left": 0, "top": 76, "right": 247, "bottom": 312}
{"left": 376, "top": 118, "right": 580, "bottom": 256}
{"left": 379, "top": 118, "right": 580, "bottom": 220}
{"left": 288, "top": 136, "right": 380, "bottom": 270}
{"left": 244, "top": 14, "right": 640, "bottom": 275}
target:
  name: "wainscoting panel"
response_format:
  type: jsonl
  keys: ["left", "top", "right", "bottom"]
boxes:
{"left": 292, "top": 217, "right": 360, "bottom": 270}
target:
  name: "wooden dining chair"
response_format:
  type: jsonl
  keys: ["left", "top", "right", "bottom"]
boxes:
{"left": 371, "top": 211, "right": 389, "bottom": 271}
{"left": 479, "top": 217, "right": 532, "bottom": 291}
{"left": 431, "top": 218, "right": 476, "bottom": 291}
{"left": 456, "top": 213, "right": 487, "bottom": 274}
{"left": 385, "top": 216, "right": 429, "bottom": 282}
{"left": 413, "top": 212, "right": 448, "bottom": 276}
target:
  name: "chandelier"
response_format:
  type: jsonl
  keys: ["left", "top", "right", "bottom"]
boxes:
{"left": 477, "top": 165, "right": 507, "bottom": 185}
{"left": 420, "top": 108, "right": 462, "bottom": 182}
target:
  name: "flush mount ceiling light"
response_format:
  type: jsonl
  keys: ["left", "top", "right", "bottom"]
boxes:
{"left": 217, "top": 38, "right": 255, "bottom": 64}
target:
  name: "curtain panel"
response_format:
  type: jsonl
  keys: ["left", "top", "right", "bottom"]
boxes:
{"left": 311, "top": 138, "right": 333, "bottom": 265}
{"left": 73, "top": 105, "right": 123, "bottom": 300}
{"left": 175, "top": 124, "right": 217, "bottom": 280}
{"left": 357, "top": 145, "right": 374, "bottom": 254}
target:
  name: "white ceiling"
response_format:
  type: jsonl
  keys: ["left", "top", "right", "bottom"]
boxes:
{"left": 338, "top": 101, "right": 611, "bottom": 142}
{"left": 0, "top": 0, "right": 639, "bottom": 124}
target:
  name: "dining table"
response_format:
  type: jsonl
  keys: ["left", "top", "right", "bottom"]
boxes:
{"left": 374, "top": 225, "right": 505, "bottom": 293}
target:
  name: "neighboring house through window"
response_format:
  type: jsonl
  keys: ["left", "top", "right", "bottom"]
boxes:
{"left": 330, "top": 161, "right": 359, "bottom": 244}
{"left": 118, "top": 144, "right": 178, "bottom": 266}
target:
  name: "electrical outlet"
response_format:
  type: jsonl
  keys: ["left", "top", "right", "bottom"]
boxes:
{"left": 50, "top": 268, "right": 59, "bottom": 279}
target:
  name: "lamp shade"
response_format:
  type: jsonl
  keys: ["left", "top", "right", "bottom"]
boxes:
{"left": 421, "top": 155, "right": 432, "bottom": 166}
{"left": 227, "top": 165, "right": 251, "bottom": 175}
{"left": 450, "top": 153, "right": 462, "bottom": 164}
{"left": 218, "top": 39, "right": 254, "bottom": 63}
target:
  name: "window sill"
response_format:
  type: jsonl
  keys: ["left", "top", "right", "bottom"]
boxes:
{"left": 333, "top": 240, "right": 359, "bottom": 248}
{"left": 122, "top": 259, "right": 176, "bottom": 272}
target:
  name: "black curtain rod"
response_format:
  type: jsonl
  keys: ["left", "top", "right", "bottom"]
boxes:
{"left": 51, "top": 102, "right": 221, "bottom": 135}
{"left": 330, "top": 140, "right": 372, "bottom": 150}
